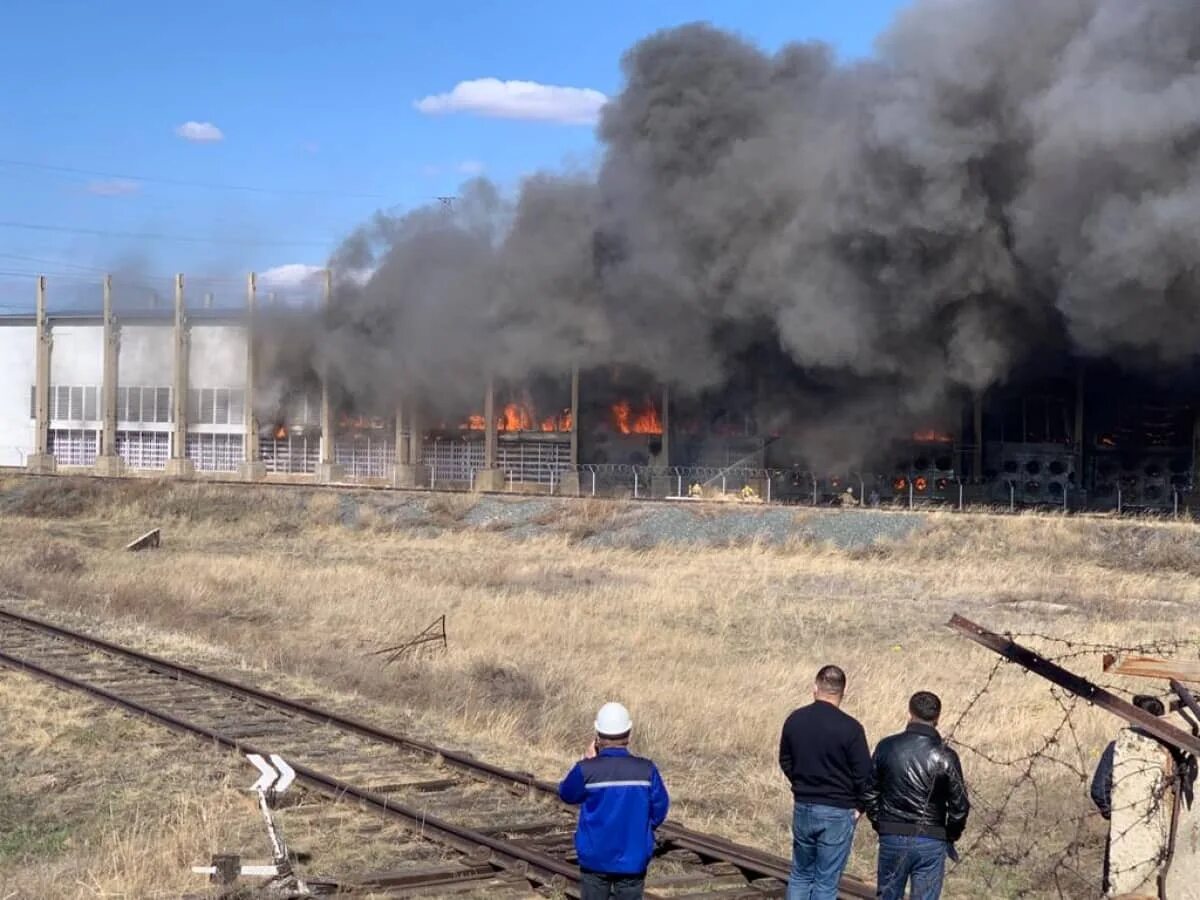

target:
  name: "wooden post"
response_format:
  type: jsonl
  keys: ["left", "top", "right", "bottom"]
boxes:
{"left": 27, "top": 275, "right": 56, "bottom": 473}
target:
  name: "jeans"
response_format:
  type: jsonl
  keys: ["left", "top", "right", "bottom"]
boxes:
{"left": 787, "top": 802, "right": 857, "bottom": 900}
{"left": 579, "top": 870, "right": 645, "bottom": 900}
{"left": 876, "top": 834, "right": 948, "bottom": 900}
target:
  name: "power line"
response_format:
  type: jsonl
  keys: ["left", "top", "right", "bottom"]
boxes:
{"left": 0, "top": 220, "right": 333, "bottom": 247}
{"left": 0, "top": 157, "right": 388, "bottom": 200}
{"left": 0, "top": 252, "right": 112, "bottom": 273}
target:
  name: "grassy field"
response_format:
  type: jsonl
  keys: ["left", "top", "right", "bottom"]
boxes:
{"left": 0, "top": 475, "right": 1197, "bottom": 897}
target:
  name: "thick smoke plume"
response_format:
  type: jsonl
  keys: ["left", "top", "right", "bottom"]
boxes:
{"left": 277, "top": 0, "right": 1200, "bottom": 465}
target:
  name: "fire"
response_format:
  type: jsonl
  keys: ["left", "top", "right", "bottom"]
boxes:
{"left": 501, "top": 402, "right": 535, "bottom": 432}
{"left": 273, "top": 424, "right": 287, "bottom": 440}
{"left": 914, "top": 475, "right": 929, "bottom": 492}
{"left": 541, "top": 409, "right": 573, "bottom": 432}
{"left": 611, "top": 399, "right": 662, "bottom": 435}
{"left": 459, "top": 400, "right": 572, "bottom": 432}
{"left": 912, "top": 429, "right": 954, "bottom": 444}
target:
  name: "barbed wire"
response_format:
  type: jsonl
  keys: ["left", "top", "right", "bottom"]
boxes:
{"left": 940, "top": 630, "right": 1196, "bottom": 898}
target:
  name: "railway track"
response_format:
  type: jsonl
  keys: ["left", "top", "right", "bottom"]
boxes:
{"left": 0, "top": 606, "right": 874, "bottom": 898}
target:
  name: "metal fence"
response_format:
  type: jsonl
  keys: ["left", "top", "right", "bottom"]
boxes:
{"left": 117, "top": 430, "right": 169, "bottom": 470}
{"left": 186, "top": 433, "right": 243, "bottom": 473}
{"left": 49, "top": 429, "right": 99, "bottom": 467}
{"left": 262, "top": 435, "right": 319, "bottom": 475}
{"left": 334, "top": 437, "right": 394, "bottom": 480}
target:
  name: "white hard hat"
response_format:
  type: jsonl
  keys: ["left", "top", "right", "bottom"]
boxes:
{"left": 594, "top": 702, "right": 633, "bottom": 737}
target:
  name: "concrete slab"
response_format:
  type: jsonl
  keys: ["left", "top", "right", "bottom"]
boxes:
{"left": 558, "top": 471, "right": 582, "bottom": 497}
{"left": 473, "top": 468, "right": 506, "bottom": 493}
{"left": 165, "top": 458, "right": 195, "bottom": 479}
{"left": 238, "top": 461, "right": 267, "bottom": 482}
{"left": 93, "top": 455, "right": 126, "bottom": 477}
{"left": 316, "top": 462, "right": 345, "bottom": 484}
{"left": 25, "top": 454, "right": 57, "bottom": 475}
{"left": 391, "top": 464, "right": 429, "bottom": 489}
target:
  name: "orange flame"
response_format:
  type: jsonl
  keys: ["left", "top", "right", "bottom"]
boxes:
{"left": 501, "top": 402, "right": 534, "bottom": 432}
{"left": 912, "top": 429, "right": 954, "bottom": 444}
{"left": 460, "top": 401, "right": 572, "bottom": 432}
{"left": 541, "top": 409, "right": 573, "bottom": 432}
{"left": 611, "top": 399, "right": 662, "bottom": 435}
{"left": 273, "top": 424, "right": 287, "bottom": 440}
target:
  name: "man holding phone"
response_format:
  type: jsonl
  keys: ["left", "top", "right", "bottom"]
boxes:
{"left": 559, "top": 701, "right": 670, "bottom": 899}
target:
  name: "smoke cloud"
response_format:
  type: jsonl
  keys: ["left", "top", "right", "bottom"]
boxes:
{"left": 280, "top": 0, "right": 1200, "bottom": 466}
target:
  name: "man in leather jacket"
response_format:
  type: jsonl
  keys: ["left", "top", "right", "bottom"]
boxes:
{"left": 864, "top": 691, "right": 969, "bottom": 900}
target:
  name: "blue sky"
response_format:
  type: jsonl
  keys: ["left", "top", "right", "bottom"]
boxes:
{"left": 0, "top": 0, "right": 908, "bottom": 307}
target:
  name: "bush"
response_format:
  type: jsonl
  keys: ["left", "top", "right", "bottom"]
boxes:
{"left": 24, "top": 544, "right": 85, "bottom": 576}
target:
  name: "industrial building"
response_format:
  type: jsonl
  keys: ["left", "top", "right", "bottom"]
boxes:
{"left": 0, "top": 273, "right": 1196, "bottom": 512}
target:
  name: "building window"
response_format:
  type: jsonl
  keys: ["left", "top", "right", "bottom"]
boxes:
{"left": 49, "top": 429, "right": 99, "bottom": 466}
{"left": 116, "top": 431, "right": 169, "bottom": 470}
{"left": 186, "top": 433, "right": 244, "bottom": 472}
{"left": 187, "top": 388, "right": 245, "bottom": 425}
{"left": 117, "top": 386, "right": 172, "bottom": 424}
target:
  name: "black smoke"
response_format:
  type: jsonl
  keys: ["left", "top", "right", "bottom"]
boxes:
{"left": 275, "top": 0, "right": 1200, "bottom": 466}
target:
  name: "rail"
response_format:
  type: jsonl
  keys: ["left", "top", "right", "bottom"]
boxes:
{"left": 0, "top": 606, "right": 874, "bottom": 898}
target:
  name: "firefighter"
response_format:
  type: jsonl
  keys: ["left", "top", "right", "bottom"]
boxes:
{"left": 844, "top": 487, "right": 859, "bottom": 507}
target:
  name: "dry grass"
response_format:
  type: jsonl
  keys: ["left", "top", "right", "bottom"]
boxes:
{"left": 0, "top": 476, "right": 1198, "bottom": 897}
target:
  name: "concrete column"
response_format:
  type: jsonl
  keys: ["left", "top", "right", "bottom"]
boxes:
{"left": 94, "top": 275, "right": 125, "bottom": 476}
{"left": 559, "top": 366, "right": 583, "bottom": 496}
{"left": 475, "top": 377, "right": 505, "bottom": 491}
{"left": 26, "top": 275, "right": 56, "bottom": 473}
{"left": 239, "top": 272, "right": 266, "bottom": 481}
{"left": 165, "top": 274, "right": 195, "bottom": 478}
{"left": 391, "top": 400, "right": 427, "bottom": 488}
{"left": 972, "top": 393, "right": 984, "bottom": 482}
{"left": 395, "top": 404, "right": 407, "bottom": 465}
{"left": 660, "top": 384, "right": 670, "bottom": 467}
{"left": 316, "top": 269, "right": 345, "bottom": 483}
{"left": 569, "top": 366, "right": 580, "bottom": 465}
{"left": 1073, "top": 365, "right": 1085, "bottom": 485}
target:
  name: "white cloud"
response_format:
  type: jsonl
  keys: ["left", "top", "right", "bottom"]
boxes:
{"left": 457, "top": 160, "right": 485, "bottom": 175}
{"left": 175, "top": 120, "right": 225, "bottom": 143}
{"left": 414, "top": 78, "right": 606, "bottom": 125}
{"left": 258, "top": 263, "right": 323, "bottom": 289}
{"left": 86, "top": 178, "right": 140, "bottom": 196}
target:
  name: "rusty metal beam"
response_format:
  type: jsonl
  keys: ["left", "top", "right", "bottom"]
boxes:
{"left": 1170, "top": 680, "right": 1200, "bottom": 734}
{"left": 1104, "top": 654, "right": 1200, "bottom": 685}
{"left": 947, "top": 614, "right": 1200, "bottom": 757}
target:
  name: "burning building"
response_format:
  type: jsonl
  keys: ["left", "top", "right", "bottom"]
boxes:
{"left": 1, "top": 4, "right": 1198, "bottom": 510}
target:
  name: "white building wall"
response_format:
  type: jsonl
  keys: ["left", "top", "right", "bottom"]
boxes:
{"left": 119, "top": 325, "right": 173, "bottom": 387}
{"left": 0, "top": 326, "right": 35, "bottom": 465}
{"left": 49, "top": 323, "right": 103, "bottom": 385}
{"left": 190, "top": 325, "right": 246, "bottom": 389}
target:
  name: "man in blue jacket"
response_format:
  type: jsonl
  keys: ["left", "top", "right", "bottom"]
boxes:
{"left": 559, "top": 701, "right": 670, "bottom": 899}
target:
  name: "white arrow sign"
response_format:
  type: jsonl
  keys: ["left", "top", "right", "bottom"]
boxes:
{"left": 246, "top": 753, "right": 295, "bottom": 795}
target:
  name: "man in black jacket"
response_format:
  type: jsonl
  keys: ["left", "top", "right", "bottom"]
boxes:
{"left": 778, "top": 665, "right": 872, "bottom": 900}
{"left": 865, "top": 691, "right": 969, "bottom": 900}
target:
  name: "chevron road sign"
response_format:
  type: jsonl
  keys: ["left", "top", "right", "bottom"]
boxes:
{"left": 247, "top": 753, "right": 295, "bottom": 795}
